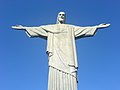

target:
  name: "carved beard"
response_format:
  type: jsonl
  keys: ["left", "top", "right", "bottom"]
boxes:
{"left": 58, "top": 18, "right": 64, "bottom": 24}
{"left": 57, "top": 16, "right": 65, "bottom": 24}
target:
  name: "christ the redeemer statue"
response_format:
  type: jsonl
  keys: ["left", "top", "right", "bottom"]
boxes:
{"left": 12, "top": 12, "right": 110, "bottom": 90}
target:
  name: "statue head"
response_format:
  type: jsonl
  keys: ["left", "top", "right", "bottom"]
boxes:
{"left": 57, "top": 12, "right": 66, "bottom": 24}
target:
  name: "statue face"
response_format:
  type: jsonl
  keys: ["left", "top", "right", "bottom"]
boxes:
{"left": 57, "top": 12, "right": 66, "bottom": 24}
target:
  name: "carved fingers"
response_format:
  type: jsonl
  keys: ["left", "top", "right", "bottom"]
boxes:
{"left": 98, "top": 23, "right": 110, "bottom": 28}
{"left": 12, "top": 25, "right": 25, "bottom": 30}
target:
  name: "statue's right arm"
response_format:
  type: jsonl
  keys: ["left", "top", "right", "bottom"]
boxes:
{"left": 11, "top": 25, "right": 27, "bottom": 30}
{"left": 12, "top": 25, "right": 48, "bottom": 38}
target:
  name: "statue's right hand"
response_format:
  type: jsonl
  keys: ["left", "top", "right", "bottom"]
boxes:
{"left": 12, "top": 25, "right": 25, "bottom": 30}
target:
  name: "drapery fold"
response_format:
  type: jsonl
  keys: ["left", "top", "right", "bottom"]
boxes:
{"left": 48, "top": 66, "right": 77, "bottom": 90}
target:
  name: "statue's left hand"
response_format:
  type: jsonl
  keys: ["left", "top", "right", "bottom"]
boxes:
{"left": 97, "top": 23, "right": 110, "bottom": 28}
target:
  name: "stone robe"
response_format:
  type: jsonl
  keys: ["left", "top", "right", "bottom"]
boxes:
{"left": 25, "top": 24, "right": 97, "bottom": 90}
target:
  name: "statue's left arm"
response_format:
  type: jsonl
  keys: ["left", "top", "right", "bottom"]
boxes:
{"left": 74, "top": 23, "right": 110, "bottom": 39}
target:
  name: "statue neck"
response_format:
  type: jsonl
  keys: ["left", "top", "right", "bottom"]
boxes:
{"left": 57, "top": 21, "right": 65, "bottom": 24}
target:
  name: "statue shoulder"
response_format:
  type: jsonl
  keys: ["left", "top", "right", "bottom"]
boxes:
{"left": 41, "top": 24, "right": 56, "bottom": 28}
{"left": 64, "top": 24, "right": 82, "bottom": 28}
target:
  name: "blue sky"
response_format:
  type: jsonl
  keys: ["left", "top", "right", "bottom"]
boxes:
{"left": 0, "top": 0, "right": 120, "bottom": 90}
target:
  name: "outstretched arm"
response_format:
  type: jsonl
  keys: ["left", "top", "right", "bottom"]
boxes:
{"left": 74, "top": 23, "right": 110, "bottom": 39}
{"left": 94, "top": 23, "right": 110, "bottom": 29}
{"left": 11, "top": 25, "right": 27, "bottom": 30}
{"left": 12, "top": 25, "right": 48, "bottom": 38}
